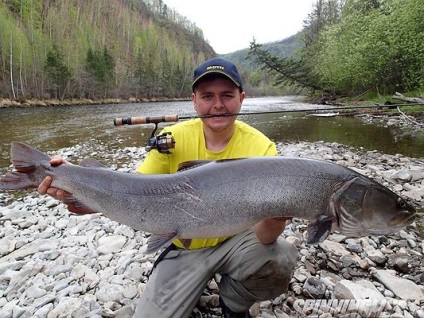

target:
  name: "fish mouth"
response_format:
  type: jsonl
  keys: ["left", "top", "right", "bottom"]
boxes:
{"left": 339, "top": 211, "right": 417, "bottom": 237}
{"left": 388, "top": 210, "right": 417, "bottom": 227}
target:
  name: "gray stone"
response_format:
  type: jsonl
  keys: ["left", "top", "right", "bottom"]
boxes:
{"left": 25, "top": 286, "right": 47, "bottom": 299}
{"left": 0, "top": 261, "right": 25, "bottom": 275}
{"left": 372, "top": 270, "right": 424, "bottom": 300}
{"left": 334, "top": 279, "right": 384, "bottom": 300}
{"left": 319, "top": 240, "right": 350, "bottom": 257}
{"left": 33, "top": 303, "right": 54, "bottom": 317}
{"left": 46, "top": 297, "right": 84, "bottom": 318}
{"left": 303, "top": 277, "right": 326, "bottom": 299}
{"left": 112, "top": 305, "right": 134, "bottom": 318}
{"left": 392, "top": 258, "right": 410, "bottom": 274}
{"left": 95, "top": 283, "right": 124, "bottom": 302}
{"left": 365, "top": 249, "right": 387, "bottom": 265}
{"left": 97, "top": 235, "right": 127, "bottom": 254}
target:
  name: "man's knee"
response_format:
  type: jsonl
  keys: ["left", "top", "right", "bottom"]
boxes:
{"left": 246, "top": 240, "right": 299, "bottom": 298}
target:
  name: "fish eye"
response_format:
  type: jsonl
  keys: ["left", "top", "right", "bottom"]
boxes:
{"left": 397, "top": 198, "right": 407, "bottom": 209}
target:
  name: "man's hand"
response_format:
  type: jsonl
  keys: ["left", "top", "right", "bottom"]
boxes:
{"left": 254, "top": 217, "right": 291, "bottom": 245}
{"left": 38, "top": 156, "right": 69, "bottom": 199}
{"left": 38, "top": 156, "right": 94, "bottom": 214}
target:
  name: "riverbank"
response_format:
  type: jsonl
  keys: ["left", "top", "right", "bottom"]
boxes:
{"left": 0, "top": 97, "right": 191, "bottom": 108}
{"left": 0, "top": 140, "right": 423, "bottom": 317}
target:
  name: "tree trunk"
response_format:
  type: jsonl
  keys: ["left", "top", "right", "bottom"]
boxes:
{"left": 9, "top": 35, "right": 16, "bottom": 98}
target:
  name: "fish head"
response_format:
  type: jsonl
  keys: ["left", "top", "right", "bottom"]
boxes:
{"left": 333, "top": 175, "right": 416, "bottom": 237}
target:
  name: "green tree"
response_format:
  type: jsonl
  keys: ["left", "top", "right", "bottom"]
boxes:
{"left": 248, "top": 40, "right": 324, "bottom": 93}
{"left": 44, "top": 44, "right": 72, "bottom": 99}
{"left": 249, "top": 0, "right": 424, "bottom": 97}
{"left": 85, "top": 46, "right": 115, "bottom": 98}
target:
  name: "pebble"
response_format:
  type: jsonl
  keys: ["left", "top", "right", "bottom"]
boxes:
{"left": 0, "top": 125, "right": 423, "bottom": 318}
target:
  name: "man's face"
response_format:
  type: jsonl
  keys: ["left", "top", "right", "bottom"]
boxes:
{"left": 192, "top": 76, "right": 245, "bottom": 133}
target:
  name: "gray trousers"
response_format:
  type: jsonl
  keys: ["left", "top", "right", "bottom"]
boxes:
{"left": 133, "top": 230, "right": 299, "bottom": 318}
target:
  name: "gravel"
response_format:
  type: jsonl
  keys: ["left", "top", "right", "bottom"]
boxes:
{"left": 0, "top": 121, "right": 423, "bottom": 318}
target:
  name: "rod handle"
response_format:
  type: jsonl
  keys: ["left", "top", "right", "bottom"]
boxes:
{"left": 114, "top": 115, "right": 179, "bottom": 126}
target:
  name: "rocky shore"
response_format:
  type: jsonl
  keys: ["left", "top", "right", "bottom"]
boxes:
{"left": 0, "top": 139, "right": 423, "bottom": 318}
{"left": 0, "top": 97, "right": 190, "bottom": 108}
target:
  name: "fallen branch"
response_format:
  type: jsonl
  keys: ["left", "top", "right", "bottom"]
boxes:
{"left": 392, "top": 92, "right": 424, "bottom": 104}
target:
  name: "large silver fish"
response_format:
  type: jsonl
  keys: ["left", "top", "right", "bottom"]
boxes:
{"left": 0, "top": 142, "right": 416, "bottom": 253}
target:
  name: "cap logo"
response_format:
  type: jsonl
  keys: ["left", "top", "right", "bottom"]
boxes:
{"left": 206, "top": 65, "right": 225, "bottom": 70}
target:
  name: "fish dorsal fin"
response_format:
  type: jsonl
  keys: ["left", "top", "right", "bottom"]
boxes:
{"left": 79, "top": 158, "right": 107, "bottom": 168}
{"left": 215, "top": 158, "right": 247, "bottom": 163}
{"left": 177, "top": 158, "right": 246, "bottom": 172}
{"left": 10, "top": 142, "right": 51, "bottom": 173}
{"left": 177, "top": 160, "right": 213, "bottom": 172}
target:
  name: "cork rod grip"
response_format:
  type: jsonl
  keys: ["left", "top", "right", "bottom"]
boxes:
{"left": 114, "top": 115, "right": 179, "bottom": 126}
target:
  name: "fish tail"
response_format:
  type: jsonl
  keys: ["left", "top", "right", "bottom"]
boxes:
{"left": 0, "top": 142, "right": 51, "bottom": 190}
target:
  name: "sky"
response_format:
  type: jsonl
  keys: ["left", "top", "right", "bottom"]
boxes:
{"left": 162, "top": 0, "right": 314, "bottom": 54}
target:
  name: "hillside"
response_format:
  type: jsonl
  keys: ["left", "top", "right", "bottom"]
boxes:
{"left": 0, "top": 0, "right": 215, "bottom": 102}
{"left": 221, "top": 33, "right": 302, "bottom": 72}
{"left": 220, "top": 33, "right": 304, "bottom": 96}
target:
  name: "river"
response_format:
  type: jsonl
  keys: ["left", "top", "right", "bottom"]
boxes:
{"left": 0, "top": 96, "right": 423, "bottom": 170}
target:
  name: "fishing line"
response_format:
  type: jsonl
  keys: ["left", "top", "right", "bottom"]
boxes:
{"left": 114, "top": 103, "right": 424, "bottom": 126}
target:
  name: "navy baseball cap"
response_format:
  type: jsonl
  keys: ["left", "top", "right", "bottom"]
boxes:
{"left": 192, "top": 57, "right": 243, "bottom": 92}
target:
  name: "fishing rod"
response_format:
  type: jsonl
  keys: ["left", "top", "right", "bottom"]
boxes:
{"left": 113, "top": 102, "right": 424, "bottom": 153}
{"left": 114, "top": 103, "right": 423, "bottom": 126}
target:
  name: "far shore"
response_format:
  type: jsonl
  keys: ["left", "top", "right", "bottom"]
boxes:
{"left": 0, "top": 96, "right": 310, "bottom": 108}
{"left": 1, "top": 97, "right": 423, "bottom": 120}
{"left": 0, "top": 97, "right": 191, "bottom": 108}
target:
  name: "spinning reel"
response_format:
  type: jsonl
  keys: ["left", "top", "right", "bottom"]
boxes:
{"left": 114, "top": 115, "right": 177, "bottom": 154}
{"left": 145, "top": 125, "right": 175, "bottom": 154}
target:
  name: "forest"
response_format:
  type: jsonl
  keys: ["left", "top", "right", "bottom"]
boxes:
{"left": 0, "top": 0, "right": 214, "bottom": 101}
{"left": 1, "top": 0, "right": 423, "bottom": 102}
{"left": 248, "top": 0, "right": 424, "bottom": 99}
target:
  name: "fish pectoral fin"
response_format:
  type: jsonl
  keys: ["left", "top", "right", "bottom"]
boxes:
{"left": 306, "top": 214, "right": 334, "bottom": 244}
{"left": 61, "top": 193, "right": 97, "bottom": 214}
{"left": 146, "top": 232, "right": 178, "bottom": 254}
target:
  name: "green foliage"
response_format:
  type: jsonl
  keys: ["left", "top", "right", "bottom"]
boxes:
{"left": 248, "top": 40, "right": 323, "bottom": 94}
{"left": 44, "top": 44, "right": 72, "bottom": 99}
{"left": 85, "top": 47, "right": 115, "bottom": 98}
{"left": 248, "top": 0, "right": 424, "bottom": 98}
{"left": 0, "top": 0, "right": 215, "bottom": 100}
{"left": 313, "top": 0, "right": 424, "bottom": 95}
{"left": 221, "top": 34, "right": 304, "bottom": 95}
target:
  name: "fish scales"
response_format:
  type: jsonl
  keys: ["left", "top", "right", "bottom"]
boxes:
{"left": 168, "top": 158, "right": 351, "bottom": 237}
{"left": 0, "top": 142, "right": 416, "bottom": 253}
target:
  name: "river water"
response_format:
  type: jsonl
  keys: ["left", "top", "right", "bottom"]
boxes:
{"left": 0, "top": 96, "right": 423, "bottom": 169}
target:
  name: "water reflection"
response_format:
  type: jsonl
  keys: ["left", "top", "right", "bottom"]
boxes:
{"left": 248, "top": 113, "right": 423, "bottom": 157}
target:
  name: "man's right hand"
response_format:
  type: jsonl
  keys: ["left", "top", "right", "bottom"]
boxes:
{"left": 38, "top": 156, "right": 95, "bottom": 214}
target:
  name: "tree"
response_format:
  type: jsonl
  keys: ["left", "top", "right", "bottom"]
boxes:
{"left": 85, "top": 46, "right": 115, "bottom": 98}
{"left": 249, "top": 0, "right": 424, "bottom": 97}
{"left": 44, "top": 44, "right": 72, "bottom": 99}
{"left": 248, "top": 40, "right": 324, "bottom": 94}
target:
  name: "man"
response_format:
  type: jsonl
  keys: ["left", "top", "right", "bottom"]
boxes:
{"left": 38, "top": 57, "right": 299, "bottom": 318}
